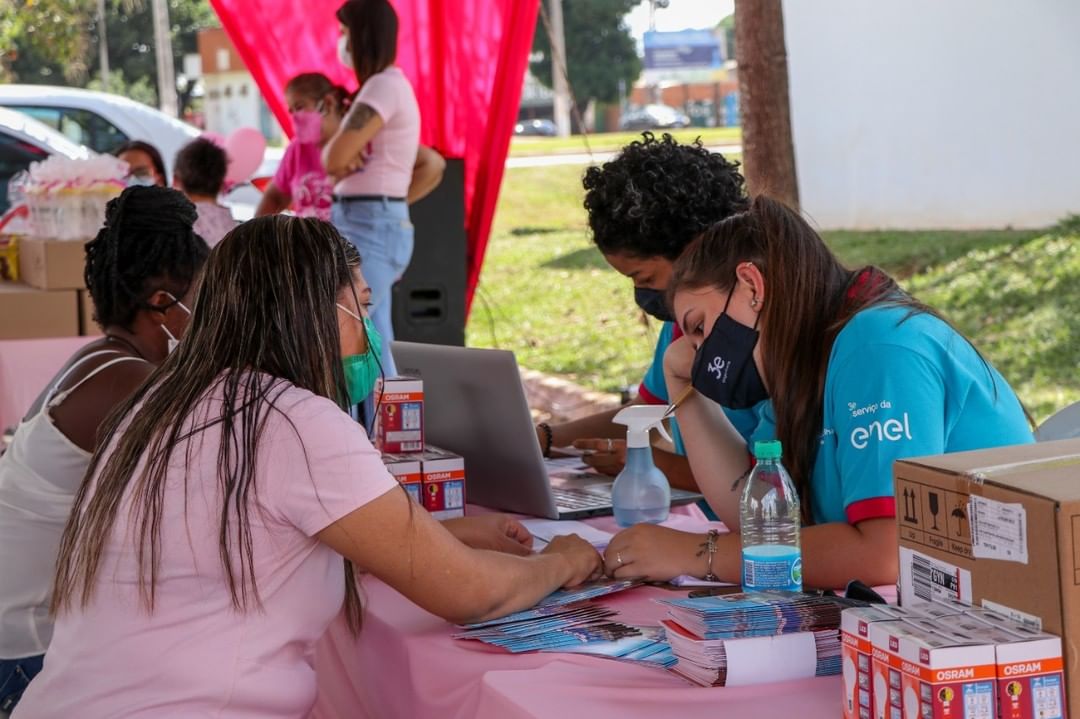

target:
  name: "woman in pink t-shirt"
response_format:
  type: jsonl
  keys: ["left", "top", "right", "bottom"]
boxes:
{"left": 324, "top": 0, "right": 439, "bottom": 378}
{"left": 13, "top": 217, "right": 601, "bottom": 718}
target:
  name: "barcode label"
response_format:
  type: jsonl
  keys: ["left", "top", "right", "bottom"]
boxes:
{"left": 899, "top": 547, "right": 972, "bottom": 607}
{"left": 744, "top": 559, "right": 754, "bottom": 586}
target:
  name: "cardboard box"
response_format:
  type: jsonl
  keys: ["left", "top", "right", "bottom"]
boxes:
{"left": 843, "top": 607, "right": 904, "bottom": 719}
{"left": 870, "top": 620, "right": 919, "bottom": 719}
{"left": 78, "top": 290, "right": 101, "bottom": 336}
{"left": 895, "top": 623, "right": 998, "bottom": 719}
{"left": 374, "top": 376, "right": 424, "bottom": 453}
{"left": 0, "top": 283, "right": 79, "bottom": 339}
{"left": 17, "top": 237, "right": 89, "bottom": 290}
{"left": 895, "top": 439, "right": 1080, "bottom": 718}
{"left": 382, "top": 453, "right": 422, "bottom": 505}
{"left": 420, "top": 446, "right": 465, "bottom": 520}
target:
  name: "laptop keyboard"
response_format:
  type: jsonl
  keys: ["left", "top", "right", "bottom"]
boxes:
{"left": 552, "top": 486, "right": 611, "bottom": 510}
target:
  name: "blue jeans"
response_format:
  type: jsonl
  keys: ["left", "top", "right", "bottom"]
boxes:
{"left": 331, "top": 198, "right": 414, "bottom": 379}
{"left": 0, "top": 655, "right": 43, "bottom": 714}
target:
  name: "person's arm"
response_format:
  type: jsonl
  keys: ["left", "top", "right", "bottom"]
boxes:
{"left": 407, "top": 145, "right": 446, "bottom": 204}
{"left": 323, "top": 102, "right": 385, "bottom": 181}
{"left": 663, "top": 335, "right": 752, "bottom": 529}
{"left": 318, "top": 488, "right": 602, "bottom": 624}
{"left": 441, "top": 514, "right": 533, "bottom": 556}
{"left": 538, "top": 403, "right": 638, "bottom": 452}
{"left": 255, "top": 182, "right": 292, "bottom": 217}
{"left": 652, "top": 449, "right": 699, "bottom": 492}
{"left": 602, "top": 518, "right": 897, "bottom": 588}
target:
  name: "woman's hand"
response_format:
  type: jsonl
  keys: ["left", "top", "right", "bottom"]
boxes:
{"left": 442, "top": 514, "right": 533, "bottom": 556}
{"left": 603, "top": 525, "right": 704, "bottom": 581}
{"left": 541, "top": 534, "right": 604, "bottom": 587}
{"left": 572, "top": 438, "right": 627, "bottom": 477}
{"left": 663, "top": 335, "right": 697, "bottom": 389}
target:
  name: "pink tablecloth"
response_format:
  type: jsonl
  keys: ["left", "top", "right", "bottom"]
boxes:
{"left": 0, "top": 337, "right": 94, "bottom": 430}
{"left": 309, "top": 509, "right": 845, "bottom": 719}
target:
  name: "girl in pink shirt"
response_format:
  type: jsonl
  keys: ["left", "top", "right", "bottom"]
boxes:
{"left": 13, "top": 217, "right": 600, "bottom": 718}
{"left": 324, "top": 0, "right": 442, "bottom": 379}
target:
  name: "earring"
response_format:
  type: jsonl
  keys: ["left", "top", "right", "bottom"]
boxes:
{"left": 751, "top": 298, "right": 760, "bottom": 308}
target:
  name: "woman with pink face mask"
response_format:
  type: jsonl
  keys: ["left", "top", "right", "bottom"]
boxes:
{"left": 256, "top": 74, "right": 348, "bottom": 221}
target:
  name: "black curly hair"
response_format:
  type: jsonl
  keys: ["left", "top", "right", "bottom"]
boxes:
{"left": 173, "top": 137, "right": 228, "bottom": 197}
{"left": 84, "top": 186, "right": 210, "bottom": 329}
{"left": 583, "top": 132, "right": 748, "bottom": 260}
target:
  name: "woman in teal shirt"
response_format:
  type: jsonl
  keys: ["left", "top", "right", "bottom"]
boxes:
{"left": 604, "top": 196, "right": 1033, "bottom": 589}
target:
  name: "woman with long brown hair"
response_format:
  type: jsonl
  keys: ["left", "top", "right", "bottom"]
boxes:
{"left": 14, "top": 217, "right": 600, "bottom": 718}
{"left": 601, "top": 196, "right": 1032, "bottom": 589}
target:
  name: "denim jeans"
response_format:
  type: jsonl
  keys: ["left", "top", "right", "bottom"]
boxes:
{"left": 331, "top": 198, "right": 414, "bottom": 380}
{"left": 0, "top": 654, "right": 43, "bottom": 714}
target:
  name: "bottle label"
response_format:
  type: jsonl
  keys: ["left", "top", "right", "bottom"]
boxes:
{"left": 742, "top": 546, "right": 802, "bottom": 592}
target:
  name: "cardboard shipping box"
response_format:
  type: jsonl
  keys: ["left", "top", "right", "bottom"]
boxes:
{"left": 0, "top": 283, "right": 79, "bottom": 339}
{"left": 17, "top": 237, "right": 89, "bottom": 290}
{"left": 895, "top": 438, "right": 1080, "bottom": 718}
{"left": 78, "top": 290, "right": 102, "bottom": 336}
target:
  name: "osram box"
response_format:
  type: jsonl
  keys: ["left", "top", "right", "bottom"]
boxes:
{"left": 420, "top": 446, "right": 465, "bottom": 520}
{"left": 843, "top": 607, "right": 905, "bottom": 719}
{"left": 374, "top": 376, "right": 424, "bottom": 453}
{"left": 896, "top": 623, "right": 997, "bottom": 719}
{"left": 381, "top": 453, "right": 422, "bottom": 505}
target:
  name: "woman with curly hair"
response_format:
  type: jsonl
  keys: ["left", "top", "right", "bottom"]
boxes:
{"left": 535, "top": 133, "right": 749, "bottom": 491}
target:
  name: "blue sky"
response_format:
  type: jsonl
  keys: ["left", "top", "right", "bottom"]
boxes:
{"left": 625, "top": 0, "right": 734, "bottom": 42}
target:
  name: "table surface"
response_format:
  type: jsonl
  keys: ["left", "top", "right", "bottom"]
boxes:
{"left": 309, "top": 509, "right": 847, "bottom": 719}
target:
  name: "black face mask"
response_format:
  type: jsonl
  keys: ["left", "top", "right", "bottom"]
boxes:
{"left": 634, "top": 287, "right": 674, "bottom": 323}
{"left": 690, "top": 290, "right": 768, "bottom": 410}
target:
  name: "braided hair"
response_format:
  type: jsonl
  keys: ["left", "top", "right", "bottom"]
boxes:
{"left": 583, "top": 132, "right": 748, "bottom": 260}
{"left": 84, "top": 186, "right": 210, "bottom": 329}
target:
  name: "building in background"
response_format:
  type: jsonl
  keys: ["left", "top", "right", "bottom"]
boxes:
{"left": 196, "top": 28, "right": 283, "bottom": 143}
{"left": 635, "top": 29, "right": 738, "bottom": 127}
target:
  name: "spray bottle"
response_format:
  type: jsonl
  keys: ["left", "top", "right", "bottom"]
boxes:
{"left": 611, "top": 405, "right": 673, "bottom": 527}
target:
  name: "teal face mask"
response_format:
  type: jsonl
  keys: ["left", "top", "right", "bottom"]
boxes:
{"left": 338, "top": 304, "right": 383, "bottom": 405}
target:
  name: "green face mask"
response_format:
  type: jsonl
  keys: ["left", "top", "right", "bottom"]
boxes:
{"left": 339, "top": 308, "right": 383, "bottom": 405}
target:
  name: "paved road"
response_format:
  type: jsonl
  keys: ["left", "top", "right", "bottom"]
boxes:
{"left": 506, "top": 144, "right": 743, "bottom": 169}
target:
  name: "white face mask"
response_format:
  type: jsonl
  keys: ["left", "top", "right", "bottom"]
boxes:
{"left": 338, "top": 35, "right": 353, "bottom": 69}
{"left": 160, "top": 294, "right": 192, "bottom": 355}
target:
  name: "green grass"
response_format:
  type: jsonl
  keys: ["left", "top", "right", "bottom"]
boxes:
{"left": 469, "top": 164, "right": 1080, "bottom": 422}
{"left": 508, "top": 127, "right": 741, "bottom": 157}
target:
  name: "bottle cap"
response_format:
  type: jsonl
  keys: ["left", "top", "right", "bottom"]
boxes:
{"left": 753, "top": 440, "right": 782, "bottom": 460}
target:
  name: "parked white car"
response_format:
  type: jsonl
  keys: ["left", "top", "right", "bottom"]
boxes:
{"left": 0, "top": 85, "right": 280, "bottom": 219}
{"left": 0, "top": 105, "right": 91, "bottom": 216}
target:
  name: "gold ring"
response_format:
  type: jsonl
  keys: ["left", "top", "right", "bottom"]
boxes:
{"left": 616, "top": 552, "right": 624, "bottom": 567}
{"left": 607, "top": 438, "right": 614, "bottom": 452}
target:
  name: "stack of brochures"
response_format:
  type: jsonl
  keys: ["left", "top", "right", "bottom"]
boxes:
{"left": 658, "top": 591, "right": 860, "bottom": 687}
{"left": 453, "top": 578, "right": 674, "bottom": 668}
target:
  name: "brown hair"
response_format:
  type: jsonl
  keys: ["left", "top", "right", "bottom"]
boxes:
{"left": 336, "top": 0, "right": 398, "bottom": 85}
{"left": 285, "top": 72, "right": 350, "bottom": 115}
{"left": 54, "top": 216, "right": 370, "bottom": 631}
{"left": 669, "top": 196, "right": 933, "bottom": 521}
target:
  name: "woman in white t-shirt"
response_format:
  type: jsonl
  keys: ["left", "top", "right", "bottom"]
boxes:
{"left": 14, "top": 217, "right": 601, "bottom": 718}
{"left": 324, "top": 0, "right": 439, "bottom": 378}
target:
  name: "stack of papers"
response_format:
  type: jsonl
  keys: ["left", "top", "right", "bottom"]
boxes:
{"left": 453, "top": 578, "right": 673, "bottom": 667}
{"left": 520, "top": 519, "right": 613, "bottom": 551}
{"left": 658, "top": 591, "right": 864, "bottom": 687}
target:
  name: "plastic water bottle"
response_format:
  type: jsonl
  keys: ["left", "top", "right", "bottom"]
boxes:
{"left": 740, "top": 440, "right": 802, "bottom": 592}
{"left": 611, "top": 405, "right": 672, "bottom": 527}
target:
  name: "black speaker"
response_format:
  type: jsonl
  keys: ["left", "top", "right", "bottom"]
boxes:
{"left": 392, "top": 158, "right": 466, "bottom": 346}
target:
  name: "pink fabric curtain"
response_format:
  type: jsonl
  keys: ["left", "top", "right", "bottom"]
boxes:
{"left": 208, "top": 0, "right": 540, "bottom": 314}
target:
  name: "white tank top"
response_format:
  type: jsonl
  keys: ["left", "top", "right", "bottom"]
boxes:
{"left": 0, "top": 349, "right": 147, "bottom": 658}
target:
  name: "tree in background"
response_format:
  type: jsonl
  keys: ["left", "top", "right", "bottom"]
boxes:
{"left": 0, "top": 0, "right": 215, "bottom": 116}
{"left": 734, "top": 0, "right": 799, "bottom": 209}
{"left": 531, "top": 0, "right": 642, "bottom": 119}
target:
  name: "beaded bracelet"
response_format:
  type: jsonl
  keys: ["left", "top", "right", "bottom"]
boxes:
{"left": 538, "top": 422, "right": 553, "bottom": 458}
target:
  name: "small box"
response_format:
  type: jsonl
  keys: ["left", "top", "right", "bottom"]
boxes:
{"left": 956, "top": 612, "right": 1067, "bottom": 719}
{"left": 78, "top": 290, "right": 101, "bottom": 336}
{"left": 374, "top": 376, "right": 424, "bottom": 453}
{"left": 842, "top": 607, "right": 903, "bottom": 719}
{"left": 895, "top": 622, "right": 998, "bottom": 719}
{"left": 0, "top": 235, "right": 19, "bottom": 282}
{"left": 420, "top": 446, "right": 465, "bottom": 520}
{"left": 869, "top": 620, "right": 917, "bottom": 719}
{"left": 0, "top": 283, "right": 79, "bottom": 339}
{"left": 894, "top": 439, "right": 1080, "bottom": 718}
{"left": 17, "top": 237, "right": 89, "bottom": 290}
{"left": 382, "top": 453, "right": 422, "bottom": 505}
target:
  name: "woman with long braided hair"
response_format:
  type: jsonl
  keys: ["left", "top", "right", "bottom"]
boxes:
{"left": 0, "top": 186, "right": 208, "bottom": 713}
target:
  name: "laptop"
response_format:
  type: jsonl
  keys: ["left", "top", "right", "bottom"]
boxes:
{"left": 391, "top": 341, "right": 704, "bottom": 520}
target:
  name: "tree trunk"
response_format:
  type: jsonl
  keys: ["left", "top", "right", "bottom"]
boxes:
{"left": 734, "top": 0, "right": 799, "bottom": 209}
